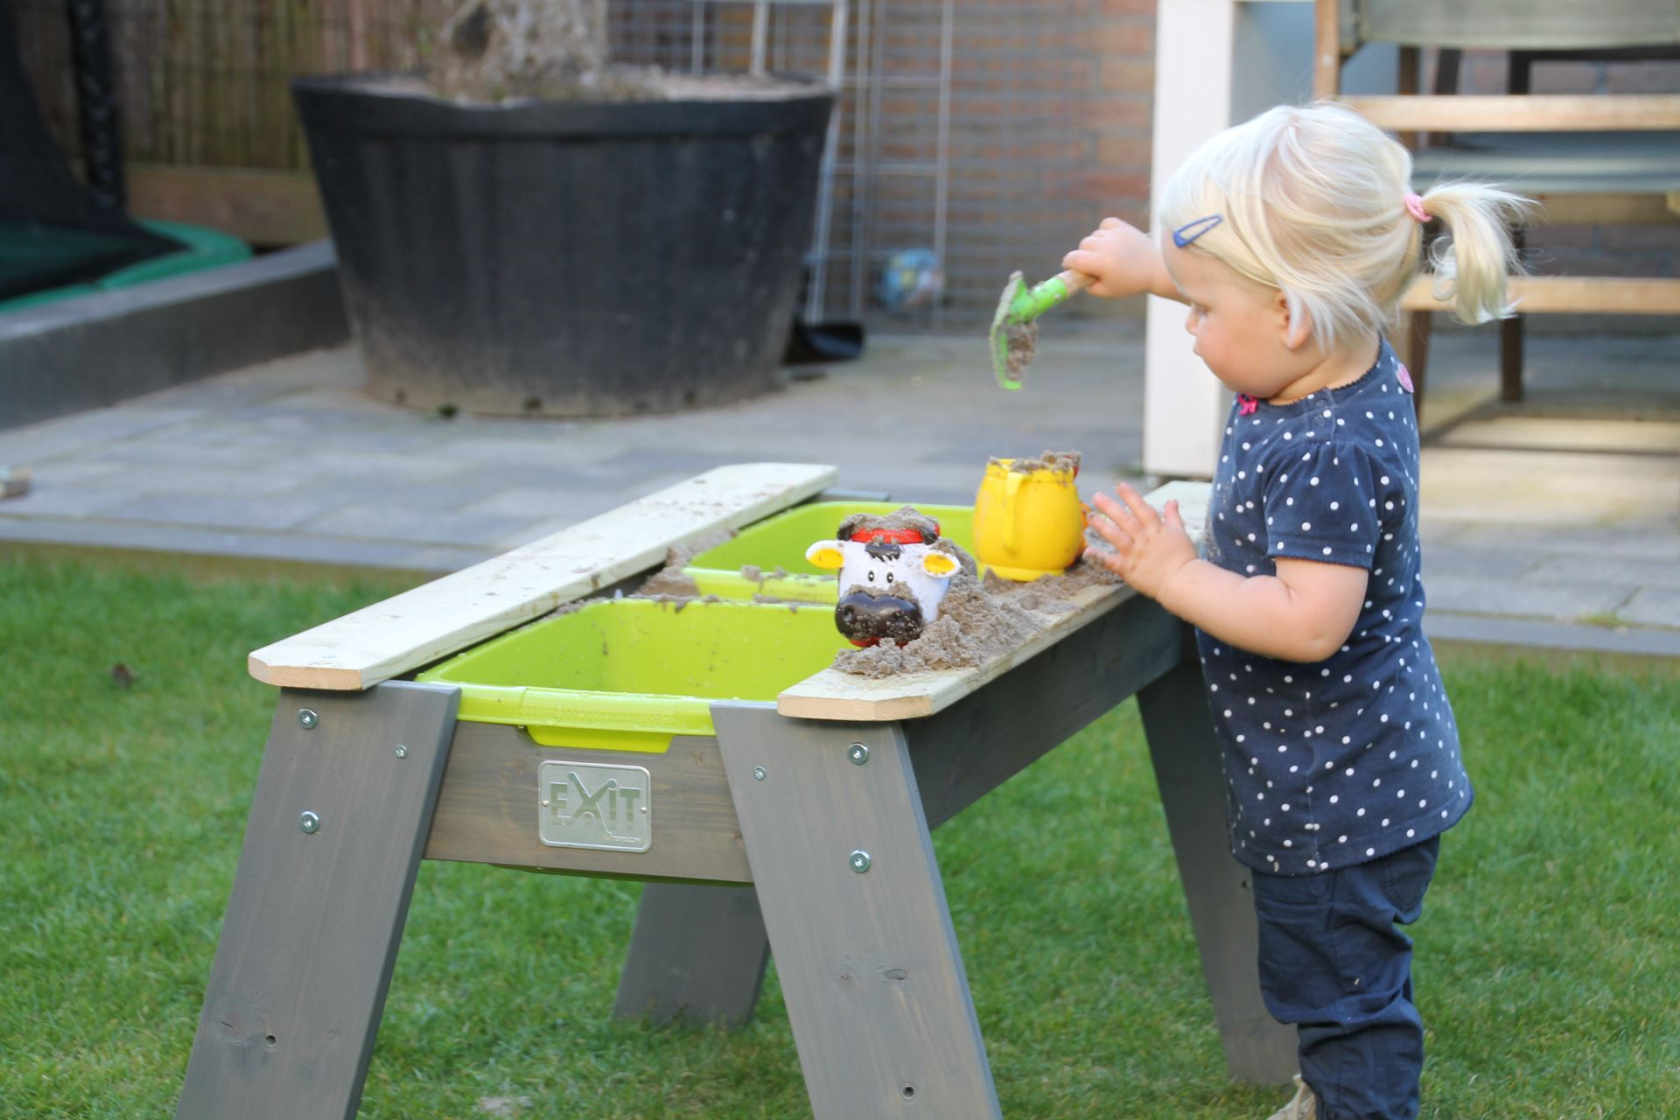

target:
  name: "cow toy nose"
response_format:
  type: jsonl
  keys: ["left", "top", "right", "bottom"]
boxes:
{"left": 835, "top": 590, "right": 924, "bottom": 645}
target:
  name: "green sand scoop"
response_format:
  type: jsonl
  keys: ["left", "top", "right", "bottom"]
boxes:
{"left": 989, "top": 268, "right": 1095, "bottom": 390}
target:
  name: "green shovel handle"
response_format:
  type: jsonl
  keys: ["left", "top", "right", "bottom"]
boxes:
{"left": 1009, "top": 269, "right": 1095, "bottom": 322}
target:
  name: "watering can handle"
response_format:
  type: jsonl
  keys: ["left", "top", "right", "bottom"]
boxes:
{"left": 1003, "top": 470, "right": 1024, "bottom": 552}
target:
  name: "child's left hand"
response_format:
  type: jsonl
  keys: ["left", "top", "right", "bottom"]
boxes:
{"left": 1085, "top": 483, "right": 1197, "bottom": 600}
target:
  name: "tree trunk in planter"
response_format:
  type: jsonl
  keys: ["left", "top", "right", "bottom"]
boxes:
{"left": 293, "top": 65, "right": 832, "bottom": 417}
{"left": 431, "top": 0, "right": 613, "bottom": 102}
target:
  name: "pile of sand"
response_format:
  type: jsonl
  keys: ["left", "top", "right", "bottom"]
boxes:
{"left": 1003, "top": 320, "right": 1038, "bottom": 383}
{"left": 836, "top": 506, "right": 943, "bottom": 542}
{"left": 605, "top": 496, "right": 1122, "bottom": 679}
{"left": 829, "top": 542, "right": 1122, "bottom": 679}
{"left": 991, "top": 450, "right": 1081, "bottom": 475}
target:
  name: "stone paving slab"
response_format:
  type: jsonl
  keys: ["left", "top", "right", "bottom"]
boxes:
{"left": 1429, "top": 415, "right": 1680, "bottom": 455}
{"left": 1423, "top": 574, "right": 1634, "bottom": 623}
{"left": 1418, "top": 546, "right": 1543, "bottom": 582}
{"left": 1524, "top": 554, "right": 1680, "bottom": 592}
{"left": 0, "top": 513, "right": 488, "bottom": 573}
{"left": 1445, "top": 522, "right": 1680, "bottom": 563}
{"left": 303, "top": 503, "right": 547, "bottom": 549}
{"left": 0, "top": 406, "right": 208, "bottom": 463}
{"left": 1622, "top": 589, "right": 1680, "bottom": 630}
{"left": 1418, "top": 447, "right": 1680, "bottom": 526}
{"left": 2, "top": 325, "right": 1677, "bottom": 661}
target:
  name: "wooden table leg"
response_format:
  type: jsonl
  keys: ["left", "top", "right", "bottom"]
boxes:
{"left": 712, "top": 705, "right": 1003, "bottom": 1120}
{"left": 613, "top": 882, "right": 771, "bottom": 1027}
{"left": 1136, "top": 638, "right": 1298, "bottom": 1085}
{"left": 177, "top": 682, "right": 459, "bottom": 1120}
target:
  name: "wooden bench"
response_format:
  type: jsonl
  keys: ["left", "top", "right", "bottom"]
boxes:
{"left": 177, "top": 463, "right": 1295, "bottom": 1120}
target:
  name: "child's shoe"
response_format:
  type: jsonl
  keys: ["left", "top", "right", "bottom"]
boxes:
{"left": 1264, "top": 1075, "right": 1317, "bottom": 1120}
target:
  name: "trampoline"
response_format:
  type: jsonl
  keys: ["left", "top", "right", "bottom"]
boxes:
{"left": 0, "top": 0, "right": 247, "bottom": 311}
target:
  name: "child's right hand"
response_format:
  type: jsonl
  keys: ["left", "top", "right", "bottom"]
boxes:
{"left": 1062, "top": 218, "right": 1166, "bottom": 299}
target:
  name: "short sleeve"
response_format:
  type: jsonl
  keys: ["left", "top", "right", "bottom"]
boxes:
{"left": 1261, "top": 441, "right": 1379, "bottom": 569}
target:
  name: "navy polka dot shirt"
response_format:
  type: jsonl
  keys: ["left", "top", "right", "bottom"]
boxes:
{"left": 1197, "top": 339, "right": 1472, "bottom": 875}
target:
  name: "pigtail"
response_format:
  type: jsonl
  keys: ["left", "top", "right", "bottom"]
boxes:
{"left": 1417, "top": 185, "right": 1536, "bottom": 325}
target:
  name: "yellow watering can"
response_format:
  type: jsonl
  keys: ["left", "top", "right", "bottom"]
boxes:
{"left": 973, "top": 457, "right": 1086, "bottom": 581}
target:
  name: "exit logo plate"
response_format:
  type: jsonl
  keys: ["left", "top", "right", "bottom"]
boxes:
{"left": 537, "top": 759, "right": 652, "bottom": 852}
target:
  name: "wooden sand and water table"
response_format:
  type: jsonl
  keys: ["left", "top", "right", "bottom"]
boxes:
{"left": 177, "top": 462, "right": 1296, "bottom": 1119}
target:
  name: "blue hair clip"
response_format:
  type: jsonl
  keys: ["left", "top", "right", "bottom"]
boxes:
{"left": 1171, "top": 214, "right": 1223, "bottom": 248}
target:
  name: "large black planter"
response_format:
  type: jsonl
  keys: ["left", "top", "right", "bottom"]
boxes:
{"left": 292, "top": 75, "right": 832, "bottom": 416}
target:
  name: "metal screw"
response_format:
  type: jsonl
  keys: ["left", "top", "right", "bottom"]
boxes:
{"left": 849, "top": 850, "right": 872, "bottom": 873}
{"left": 394, "top": 745, "right": 409, "bottom": 759}
{"left": 298, "top": 709, "right": 318, "bottom": 730}
{"left": 847, "top": 743, "right": 869, "bottom": 765}
{"left": 299, "top": 811, "right": 320, "bottom": 835}
{"left": 752, "top": 767, "right": 766, "bottom": 781}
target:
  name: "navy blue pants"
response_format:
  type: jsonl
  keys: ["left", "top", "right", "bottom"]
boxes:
{"left": 1251, "top": 837, "right": 1441, "bottom": 1120}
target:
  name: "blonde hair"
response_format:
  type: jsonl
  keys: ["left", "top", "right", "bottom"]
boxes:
{"left": 1157, "top": 101, "right": 1533, "bottom": 350}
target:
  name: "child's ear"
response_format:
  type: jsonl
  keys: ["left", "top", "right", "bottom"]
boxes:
{"left": 1276, "top": 291, "right": 1313, "bottom": 351}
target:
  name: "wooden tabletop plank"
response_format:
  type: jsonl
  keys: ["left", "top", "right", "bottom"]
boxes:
{"left": 777, "top": 481, "right": 1210, "bottom": 722}
{"left": 1338, "top": 94, "right": 1680, "bottom": 132}
{"left": 1403, "top": 274, "right": 1680, "bottom": 316}
{"left": 249, "top": 462, "right": 839, "bottom": 691}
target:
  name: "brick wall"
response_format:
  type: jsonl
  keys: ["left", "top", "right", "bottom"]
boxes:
{"left": 650, "top": 0, "right": 1159, "bottom": 331}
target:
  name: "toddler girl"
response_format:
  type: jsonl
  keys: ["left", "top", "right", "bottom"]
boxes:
{"left": 1065, "top": 102, "right": 1529, "bottom": 1120}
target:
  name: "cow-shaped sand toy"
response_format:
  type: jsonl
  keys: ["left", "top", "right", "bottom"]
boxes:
{"left": 807, "top": 512, "right": 960, "bottom": 647}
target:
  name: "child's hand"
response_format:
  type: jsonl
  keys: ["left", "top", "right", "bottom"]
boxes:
{"left": 1062, "top": 218, "right": 1166, "bottom": 299}
{"left": 1085, "top": 483, "right": 1197, "bottom": 600}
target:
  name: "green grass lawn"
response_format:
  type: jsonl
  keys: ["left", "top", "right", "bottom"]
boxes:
{"left": 2, "top": 555, "right": 1677, "bottom": 1119}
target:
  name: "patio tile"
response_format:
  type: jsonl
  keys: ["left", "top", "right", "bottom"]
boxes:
{"left": 266, "top": 447, "right": 482, "bottom": 482}
{"left": 0, "top": 406, "right": 201, "bottom": 463}
{"left": 1422, "top": 574, "right": 1631, "bottom": 622}
{"left": 1420, "top": 546, "right": 1543, "bottom": 582}
{"left": 584, "top": 448, "right": 739, "bottom": 479}
{"left": 0, "top": 514, "right": 434, "bottom": 571}
{"left": 1524, "top": 554, "right": 1680, "bottom": 591}
{"left": 1424, "top": 610, "right": 1680, "bottom": 660}
{"left": 0, "top": 478, "right": 160, "bottom": 517}
{"left": 1446, "top": 523, "right": 1680, "bottom": 562}
{"left": 1431, "top": 415, "right": 1680, "bottom": 455}
{"left": 1416, "top": 519, "right": 1466, "bottom": 548}
{"left": 105, "top": 491, "right": 353, "bottom": 532}
{"left": 80, "top": 438, "right": 297, "bottom": 471}
{"left": 1620, "top": 589, "right": 1680, "bottom": 629}
{"left": 392, "top": 545, "right": 501, "bottom": 574}
{"left": 304, "top": 503, "right": 539, "bottom": 548}
{"left": 463, "top": 487, "right": 645, "bottom": 530}
{"left": 1419, "top": 447, "right": 1680, "bottom": 525}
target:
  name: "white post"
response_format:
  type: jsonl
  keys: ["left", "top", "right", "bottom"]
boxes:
{"left": 1143, "top": 1, "right": 1395, "bottom": 479}
{"left": 1143, "top": 0, "right": 1238, "bottom": 480}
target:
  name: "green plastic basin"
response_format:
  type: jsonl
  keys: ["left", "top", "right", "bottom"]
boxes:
{"left": 418, "top": 598, "right": 851, "bottom": 752}
{"left": 686, "top": 500, "right": 973, "bottom": 602}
